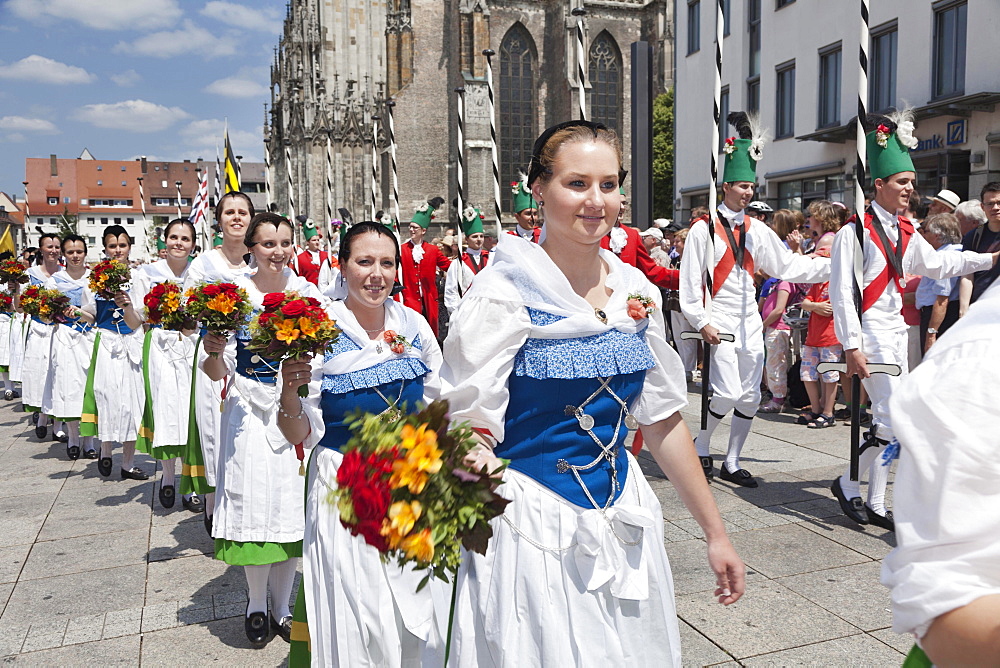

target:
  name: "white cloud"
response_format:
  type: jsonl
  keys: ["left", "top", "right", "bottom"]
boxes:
{"left": 114, "top": 20, "right": 238, "bottom": 58}
{"left": 179, "top": 118, "right": 259, "bottom": 151}
{"left": 0, "top": 116, "right": 59, "bottom": 134}
{"left": 200, "top": 1, "right": 282, "bottom": 33}
{"left": 0, "top": 55, "right": 95, "bottom": 85}
{"left": 5, "top": 0, "right": 182, "bottom": 31}
{"left": 2, "top": 133, "right": 27, "bottom": 143}
{"left": 74, "top": 100, "right": 190, "bottom": 133}
{"left": 111, "top": 69, "right": 142, "bottom": 87}
{"left": 204, "top": 75, "right": 268, "bottom": 99}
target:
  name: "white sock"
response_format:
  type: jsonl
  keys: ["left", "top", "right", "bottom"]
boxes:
{"left": 725, "top": 416, "right": 754, "bottom": 471}
{"left": 267, "top": 558, "right": 298, "bottom": 620}
{"left": 695, "top": 411, "right": 723, "bottom": 457}
{"left": 84, "top": 436, "right": 97, "bottom": 454}
{"left": 38, "top": 413, "right": 50, "bottom": 428}
{"left": 122, "top": 441, "right": 136, "bottom": 471}
{"left": 839, "top": 444, "right": 881, "bottom": 501}
{"left": 244, "top": 564, "right": 271, "bottom": 615}
{"left": 53, "top": 420, "right": 64, "bottom": 435}
{"left": 161, "top": 458, "right": 177, "bottom": 487}
{"left": 67, "top": 421, "right": 80, "bottom": 448}
{"left": 1, "top": 373, "right": 10, "bottom": 392}
{"left": 100, "top": 440, "right": 112, "bottom": 459}
{"left": 866, "top": 444, "right": 891, "bottom": 515}
{"left": 204, "top": 491, "right": 216, "bottom": 518}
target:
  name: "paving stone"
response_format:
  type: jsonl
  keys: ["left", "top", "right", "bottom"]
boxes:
{"left": 20, "top": 632, "right": 64, "bottom": 653}
{"left": 677, "top": 579, "right": 860, "bottom": 659}
{"left": 213, "top": 602, "right": 245, "bottom": 619}
{"left": 870, "top": 627, "right": 916, "bottom": 655}
{"left": 0, "top": 544, "right": 30, "bottom": 584}
{"left": 176, "top": 606, "right": 215, "bottom": 626}
{"left": 777, "top": 562, "right": 892, "bottom": 632}
{"left": 36, "top": 483, "right": 153, "bottom": 541}
{"left": 0, "top": 492, "right": 54, "bottom": 547}
{"left": 0, "top": 564, "right": 146, "bottom": 626}
{"left": 20, "top": 529, "right": 149, "bottom": 580}
{"left": 62, "top": 613, "right": 106, "bottom": 646}
{"left": 800, "top": 514, "right": 897, "bottom": 560}
{"left": 140, "top": 614, "right": 178, "bottom": 633}
{"left": 0, "top": 582, "right": 13, "bottom": 613}
{"left": 729, "top": 524, "right": 871, "bottom": 579}
{"left": 741, "top": 632, "right": 904, "bottom": 666}
{"left": 140, "top": 617, "right": 289, "bottom": 665}
{"left": 0, "top": 623, "right": 28, "bottom": 657}
{"left": 678, "top": 618, "right": 733, "bottom": 666}
{"left": 0, "top": 469, "right": 69, "bottom": 499}
{"left": 7, "top": 635, "right": 139, "bottom": 665}
{"left": 145, "top": 554, "right": 245, "bottom": 605}
{"left": 148, "top": 514, "right": 215, "bottom": 562}
{"left": 101, "top": 608, "right": 142, "bottom": 640}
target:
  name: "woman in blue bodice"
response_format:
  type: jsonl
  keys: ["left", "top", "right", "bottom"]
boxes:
{"left": 441, "top": 120, "right": 746, "bottom": 667}
{"left": 279, "top": 222, "right": 443, "bottom": 667}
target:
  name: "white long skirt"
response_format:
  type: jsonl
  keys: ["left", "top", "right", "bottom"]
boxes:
{"left": 450, "top": 453, "right": 682, "bottom": 667}
{"left": 193, "top": 347, "right": 223, "bottom": 486}
{"left": 21, "top": 320, "right": 54, "bottom": 410}
{"left": 302, "top": 446, "right": 442, "bottom": 667}
{"left": 92, "top": 329, "right": 145, "bottom": 443}
{"left": 0, "top": 313, "right": 12, "bottom": 367}
{"left": 8, "top": 315, "right": 27, "bottom": 382}
{"left": 147, "top": 329, "right": 197, "bottom": 447}
{"left": 47, "top": 325, "right": 95, "bottom": 419}
{"left": 212, "top": 374, "right": 304, "bottom": 544}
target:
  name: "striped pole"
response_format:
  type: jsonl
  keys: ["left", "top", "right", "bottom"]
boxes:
{"left": 454, "top": 87, "right": 466, "bottom": 254}
{"left": 137, "top": 176, "right": 149, "bottom": 250}
{"left": 325, "top": 134, "right": 334, "bottom": 238}
{"left": 849, "top": 0, "right": 871, "bottom": 482}
{"left": 264, "top": 140, "right": 272, "bottom": 211}
{"left": 174, "top": 180, "right": 183, "bottom": 219}
{"left": 22, "top": 181, "right": 29, "bottom": 249}
{"left": 482, "top": 49, "right": 502, "bottom": 237}
{"left": 571, "top": 7, "right": 588, "bottom": 121}
{"left": 285, "top": 144, "right": 296, "bottom": 224}
{"left": 370, "top": 114, "right": 380, "bottom": 222}
{"left": 386, "top": 100, "right": 402, "bottom": 236}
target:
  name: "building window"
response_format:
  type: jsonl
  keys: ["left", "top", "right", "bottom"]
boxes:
{"left": 87, "top": 217, "right": 94, "bottom": 224}
{"left": 747, "top": 0, "right": 761, "bottom": 78}
{"left": 499, "top": 23, "right": 536, "bottom": 213}
{"left": 101, "top": 217, "right": 108, "bottom": 224}
{"left": 776, "top": 0, "right": 795, "bottom": 7}
{"left": 722, "top": 0, "right": 731, "bottom": 36}
{"left": 818, "top": 45, "right": 841, "bottom": 128}
{"left": 775, "top": 62, "right": 795, "bottom": 139}
{"left": 747, "top": 78, "right": 760, "bottom": 114}
{"left": 719, "top": 86, "right": 730, "bottom": 152}
{"left": 687, "top": 1, "right": 700, "bottom": 55}
{"left": 114, "top": 218, "right": 121, "bottom": 224}
{"left": 127, "top": 218, "right": 134, "bottom": 224}
{"left": 50, "top": 218, "right": 57, "bottom": 224}
{"left": 120, "top": 166, "right": 126, "bottom": 171}
{"left": 589, "top": 32, "right": 622, "bottom": 135}
{"left": 933, "top": 1, "right": 966, "bottom": 99}
{"left": 777, "top": 174, "right": 847, "bottom": 211}
{"left": 97, "top": 180, "right": 102, "bottom": 186}
{"left": 63, "top": 196, "right": 70, "bottom": 204}
{"left": 154, "top": 198, "right": 171, "bottom": 206}
{"left": 47, "top": 197, "right": 57, "bottom": 205}
{"left": 87, "top": 236, "right": 95, "bottom": 245}
{"left": 97, "top": 165, "right": 102, "bottom": 171}
{"left": 870, "top": 24, "right": 897, "bottom": 112}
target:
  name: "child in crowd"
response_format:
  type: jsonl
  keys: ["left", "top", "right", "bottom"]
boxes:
{"left": 758, "top": 274, "right": 795, "bottom": 413}
{"left": 798, "top": 248, "right": 841, "bottom": 427}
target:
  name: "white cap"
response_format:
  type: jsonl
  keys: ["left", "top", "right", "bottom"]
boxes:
{"left": 639, "top": 227, "right": 663, "bottom": 241}
{"left": 652, "top": 218, "right": 671, "bottom": 229}
{"left": 930, "top": 189, "right": 960, "bottom": 211}
{"left": 746, "top": 201, "right": 773, "bottom": 213}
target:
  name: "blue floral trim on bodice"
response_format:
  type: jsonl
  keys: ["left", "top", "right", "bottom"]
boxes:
{"left": 321, "top": 332, "right": 429, "bottom": 393}
{"left": 513, "top": 307, "right": 655, "bottom": 380}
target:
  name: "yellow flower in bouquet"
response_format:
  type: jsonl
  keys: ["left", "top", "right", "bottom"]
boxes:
{"left": 205, "top": 293, "right": 236, "bottom": 315}
{"left": 390, "top": 424, "right": 444, "bottom": 494}
{"left": 400, "top": 528, "right": 435, "bottom": 563}
{"left": 384, "top": 500, "right": 423, "bottom": 548}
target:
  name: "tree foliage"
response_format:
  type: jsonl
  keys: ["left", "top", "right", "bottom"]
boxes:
{"left": 56, "top": 208, "right": 78, "bottom": 237}
{"left": 652, "top": 89, "right": 674, "bottom": 218}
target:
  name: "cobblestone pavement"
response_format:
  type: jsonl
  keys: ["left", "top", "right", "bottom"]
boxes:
{"left": 0, "top": 390, "right": 910, "bottom": 666}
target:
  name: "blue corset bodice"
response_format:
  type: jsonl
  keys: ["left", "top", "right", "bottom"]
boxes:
{"left": 234, "top": 340, "right": 278, "bottom": 384}
{"left": 318, "top": 376, "right": 425, "bottom": 451}
{"left": 95, "top": 299, "right": 133, "bottom": 334}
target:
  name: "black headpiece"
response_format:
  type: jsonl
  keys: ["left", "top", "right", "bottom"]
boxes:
{"left": 526, "top": 120, "right": 627, "bottom": 187}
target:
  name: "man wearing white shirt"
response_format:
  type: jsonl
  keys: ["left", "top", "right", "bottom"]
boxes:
{"left": 444, "top": 206, "right": 491, "bottom": 315}
{"left": 828, "top": 112, "right": 999, "bottom": 530}
{"left": 680, "top": 111, "right": 830, "bottom": 488}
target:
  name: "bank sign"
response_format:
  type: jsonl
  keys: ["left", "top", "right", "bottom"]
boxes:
{"left": 912, "top": 119, "right": 967, "bottom": 152}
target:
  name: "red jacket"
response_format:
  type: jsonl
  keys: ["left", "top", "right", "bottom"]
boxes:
{"left": 400, "top": 240, "right": 451, "bottom": 337}
{"left": 507, "top": 227, "right": 542, "bottom": 243}
{"left": 600, "top": 224, "right": 679, "bottom": 290}
{"left": 295, "top": 250, "right": 330, "bottom": 286}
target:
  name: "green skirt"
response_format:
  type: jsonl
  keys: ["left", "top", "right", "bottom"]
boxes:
{"left": 179, "top": 338, "right": 213, "bottom": 495}
{"left": 214, "top": 539, "right": 302, "bottom": 566}
{"left": 135, "top": 330, "right": 186, "bottom": 462}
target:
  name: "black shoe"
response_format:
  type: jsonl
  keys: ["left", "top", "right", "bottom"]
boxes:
{"left": 831, "top": 478, "right": 868, "bottom": 524}
{"left": 245, "top": 611, "right": 269, "bottom": 648}
{"left": 864, "top": 504, "right": 895, "bottom": 531}
{"left": 159, "top": 484, "right": 175, "bottom": 509}
{"left": 204, "top": 510, "right": 213, "bottom": 537}
{"left": 270, "top": 614, "right": 292, "bottom": 643}
{"left": 182, "top": 494, "right": 204, "bottom": 514}
{"left": 719, "top": 462, "right": 759, "bottom": 488}
{"left": 34, "top": 424, "right": 46, "bottom": 439}
{"left": 31, "top": 412, "right": 38, "bottom": 425}
{"left": 97, "top": 457, "right": 113, "bottom": 477}
{"left": 2, "top": 390, "right": 12, "bottom": 401}
{"left": 55, "top": 430, "right": 68, "bottom": 443}
{"left": 82, "top": 449, "right": 98, "bottom": 459}
{"left": 66, "top": 444, "right": 80, "bottom": 461}
{"left": 699, "top": 455, "right": 714, "bottom": 481}
{"left": 120, "top": 467, "right": 149, "bottom": 481}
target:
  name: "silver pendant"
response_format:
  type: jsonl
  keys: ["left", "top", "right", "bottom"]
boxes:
{"left": 625, "top": 415, "right": 638, "bottom": 430}
{"left": 250, "top": 354, "right": 261, "bottom": 363}
{"left": 112, "top": 309, "right": 122, "bottom": 319}
{"left": 376, "top": 343, "right": 383, "bottom": 354}
{"left": 556, "top": 459, "right": 570, "bottom": 473}
{"left": 576, "top": 413, "right": 595, "bottom": 431}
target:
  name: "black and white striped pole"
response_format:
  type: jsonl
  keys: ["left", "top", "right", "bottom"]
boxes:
{"left": 386, "top": 100, "right": 401, "bottom": 237}
{"left": 325, "top": 134, "right": 334, "bottom": 236}
{"left": 455, "top": 87, "right": 466, "bottom": 253}
{"left": 285, "top": 143, "right": 296, "bottom": 224}
{"left": 571, "top": 7, "right": 588, "bottom": 121}
{"left": 482, "top": 49, "right": 503, "bottom": 237}
{"left": 370, "top": 114, "right": 380, "bottom": 223}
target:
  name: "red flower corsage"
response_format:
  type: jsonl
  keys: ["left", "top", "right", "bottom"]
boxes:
{"left": 383, "top": 329, "right": 411, "bottom": 355}
{"left": 626, "top": 293, "right": 655, "bottom": 320}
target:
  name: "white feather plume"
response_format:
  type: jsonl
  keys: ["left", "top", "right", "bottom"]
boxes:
{"left": 746, "top": 112, "right": 772, "bottom": 162}
{"left": 887, "top": 107, "right": 919, "bottom": 149}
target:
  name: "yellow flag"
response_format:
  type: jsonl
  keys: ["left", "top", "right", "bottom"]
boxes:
{"left": 224, "top": 130, "right": 240, "bottom": 193}
{"left": 0, "top": 226, "right": 15, "bottom": 257}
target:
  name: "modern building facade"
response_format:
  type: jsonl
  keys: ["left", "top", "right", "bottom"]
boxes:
{"left": 268, "top": 0, "right": 675, "bottom": 231}
{"left": 674, "top": 0, "right": 1000, "bottom": 220}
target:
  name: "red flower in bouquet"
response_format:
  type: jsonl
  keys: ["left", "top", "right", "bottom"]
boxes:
{"left": 88, "top": 259, "right": 131, "bottom": 300}
{"left": 39, "top": 288, "right": 71, "bottom": 324}
{"left": 18, "top": 285, "right": 45, "bottom": 316}
{"left": 145, "top": 281, "right": 195, "bottom": 331}
{"left": 183, "top": 281, "right": 252, "bottom": 337}
{"left": 382, "top": 329, "right": 411, "bottom": 355}
{"left": 0, "top": 260, "right": 28, "bottom": 285}
{"left": 0, "top": 292, "right": 13, "bottom": 314}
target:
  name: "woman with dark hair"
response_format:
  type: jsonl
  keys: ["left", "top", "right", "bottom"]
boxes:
{"left": 19, "top": 232, "right": 63, "bottom": 440}
{"left": 441, "top": 121, "right": 744, "bottom": 665}
{"left": 278, "top": 221, "right": 444, "bottom": 666}
{"left": 46, "top": 234, "right": 97, "bottom": 459}
{"left": 185, "top": 192, "right": 255, "bottom": 529}
{"left": 202, "top": 212, "right": 323, "bottom": 648}
{"left": 126, "top": 219, "right": 200, "bottom": 510}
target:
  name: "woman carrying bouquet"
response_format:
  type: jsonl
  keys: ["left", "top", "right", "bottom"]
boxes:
{"left": 76, "top": 225, "right": 148, "bottom": 480}
{"left": 277, "top": 222, "right": 444, "bottom": 667}
{"left": 45, "top": 234, "right": 97, "bottom": 460}
{"left": 126, "top": 219, "right": 200, "bottom": 511}
{"left": 441, "top": 121, "right": 745, "bottom": 666}
{"left": 185, "top": 191, "right": 255, "bottom": 530}
{"left": 201, "top": 212, "right": 322, "bottom": 648}
{"left": 20, "top": 232, "right": 62, "bottom": 440}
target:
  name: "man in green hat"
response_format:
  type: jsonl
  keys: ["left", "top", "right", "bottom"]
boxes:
{"left": 680, "top": 111, "right": 830, "bottom": 489}
{"left": 508, "top": 175, "right": 540, "bottom": 243}
{"left": 156, "top": 237, "right": 168, "bottom": 259}
{"left": 444, "top": 206, "right": 490, "bottom": 315}
{"left": 828, "top": 110, "right": 1000, "bottom": 530}
{"left": 212, "top": 229, "right": 224, "bottom": 248}
{"left": 294, "top": 215, "right": 332, "bottom": 289}
{"left": 400, "top": 197, "right": 451, "bottom": 337}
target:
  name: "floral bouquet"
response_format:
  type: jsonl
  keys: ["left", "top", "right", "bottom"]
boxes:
{"left": 0, "top": 293, "right": 13, "bottom": 314}
{"left": 38, "top": 288, "right": 72, "bottom": 324}
{"left": 18, "top": 284, "right": 45, "bottom": 317}
{"left": 145, "top": 281, "right": 196, "bottom": 331}
{"left": 183, "top": 282, "right": 252, "bottom": 353}
{"left": 328, "top": 400, "right": 509, "bottom": 589}
{"left": 89, "top": 259, "right": 132, "bottom": 300}
{"left": 245, "top": 291, "right": 340, "bottom": 397}
{"left": 0, "top": 259, "right": 28, "bottom": 285}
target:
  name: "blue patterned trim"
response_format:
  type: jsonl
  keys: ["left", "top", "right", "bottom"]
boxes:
{"left": 515, "top": 308, "right": 654, "bottom": 379}
{"left": 321, "top": 357, "right": 430, "bottom": 393}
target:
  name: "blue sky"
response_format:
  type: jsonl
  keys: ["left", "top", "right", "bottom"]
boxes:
{"left": 0, "top": 0, "right": 283, "bottom": 197}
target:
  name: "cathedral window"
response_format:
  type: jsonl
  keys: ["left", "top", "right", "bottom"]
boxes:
{"left": 589, "top": 32, "right": 622, "bottom": 135}
{"left": 499, "top": 23, "right": 536, "bottom": 213}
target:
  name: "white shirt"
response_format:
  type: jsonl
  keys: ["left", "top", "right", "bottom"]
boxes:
{"left": 881, "top": 281, "right": 1000, "bottom": 637}
{"left": 443, "top": 249, "right": 490, "bottom": 315}
{"left": 829, "top": 201, "right": 994, "bottom": 350}
{"left": 679, "top": 203, "right": 830, "bottom": 331}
